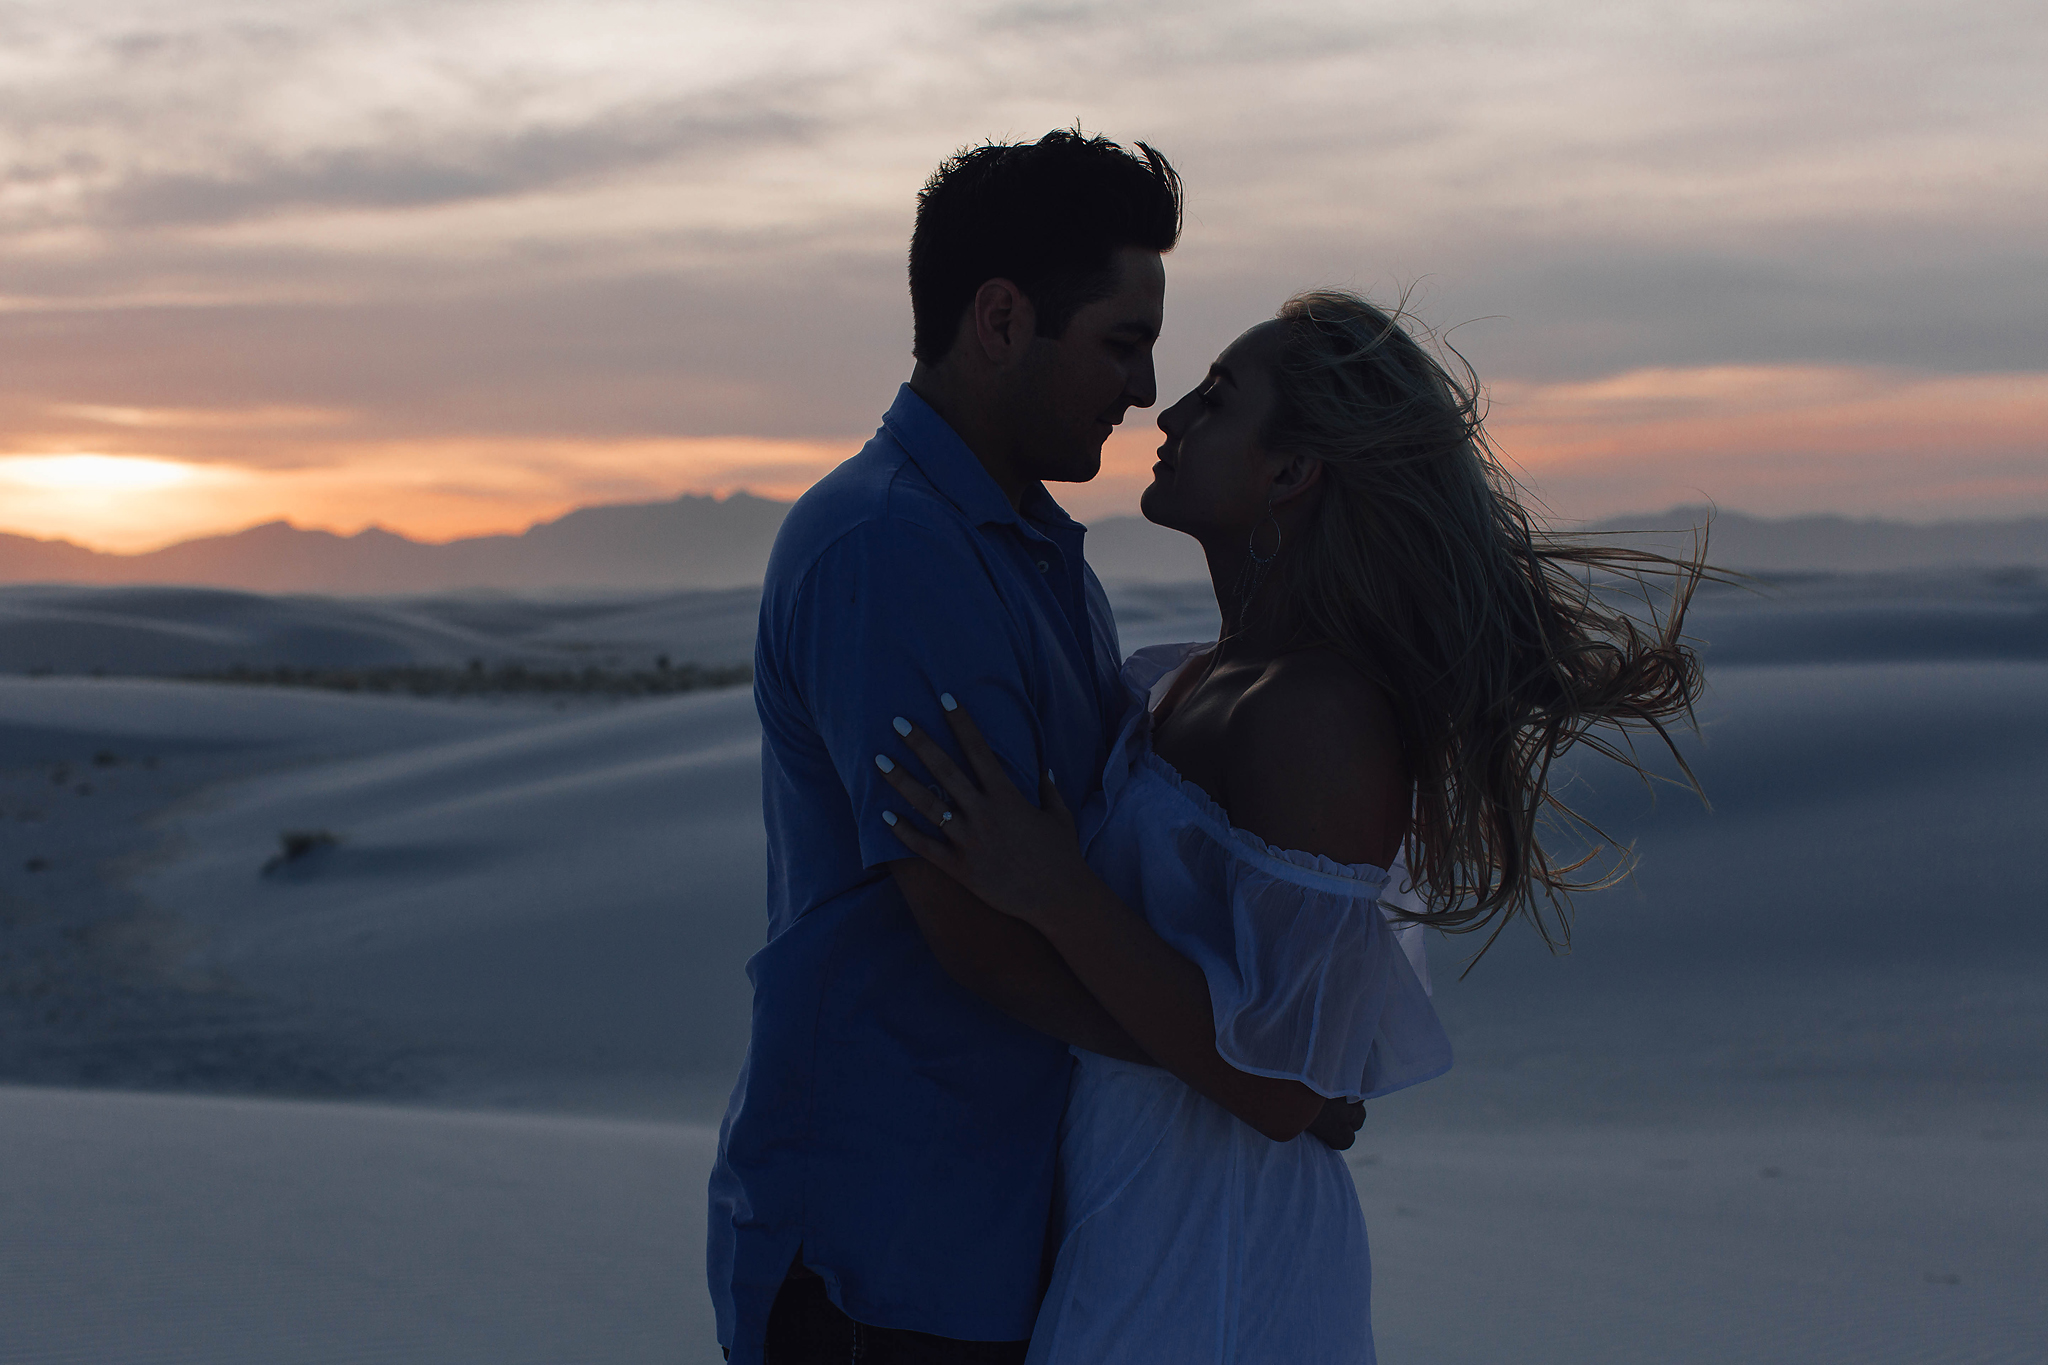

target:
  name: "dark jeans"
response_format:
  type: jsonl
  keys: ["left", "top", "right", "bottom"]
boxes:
{"left": 757, "top": 1272, "right": 1030, "bottom": 1365}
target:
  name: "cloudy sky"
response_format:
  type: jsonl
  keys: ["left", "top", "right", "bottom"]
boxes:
{"left": 2, "top": 0, "right": 2042, "bottom": 551}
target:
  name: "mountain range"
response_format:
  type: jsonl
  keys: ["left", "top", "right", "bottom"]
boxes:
{"left": 4, "top": 494, "right": 2046, "bottom": 593}
{"left": 0, "top": 494, "right": 797, "bottom": 594}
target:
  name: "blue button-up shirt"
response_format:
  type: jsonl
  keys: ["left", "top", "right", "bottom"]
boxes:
{"left": 707, "top": 385, "right": 1126, "bottom": 1359}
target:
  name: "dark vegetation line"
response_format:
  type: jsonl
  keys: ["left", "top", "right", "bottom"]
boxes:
{"left": 179, "top": 658, "right": 753, "bottom": 698}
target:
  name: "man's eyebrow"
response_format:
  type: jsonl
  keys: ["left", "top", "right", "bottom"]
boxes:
{"left": 1209, "top": 363, "right": 1236, "bottom": 387}
{"left": 1108, "top": 320, "right": 1159, "bottom": 341}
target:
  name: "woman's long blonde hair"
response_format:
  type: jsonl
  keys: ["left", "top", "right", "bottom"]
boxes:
{"left": 1262, "top": 290, "right": 1708, "bottom": 965}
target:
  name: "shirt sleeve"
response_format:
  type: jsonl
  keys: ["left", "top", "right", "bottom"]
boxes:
{"left": 786, "top": 519, "right": 1046, "bottom": 871}
{"left": 1173, "top": 828, "right": 1454, "bottom": 1101}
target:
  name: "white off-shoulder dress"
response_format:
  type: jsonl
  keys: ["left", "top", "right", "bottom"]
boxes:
{"left": 1027, "top": 643, "right": 1454, "bottom": 1365}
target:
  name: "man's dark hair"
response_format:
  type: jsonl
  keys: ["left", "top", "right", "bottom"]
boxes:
{"left": 909, "top": 130, "right": 1182, "bottom": 363}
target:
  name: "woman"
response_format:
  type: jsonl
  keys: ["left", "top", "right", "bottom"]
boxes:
{"left": 876, "top": 291, "right": 1704, "bottom": 1362}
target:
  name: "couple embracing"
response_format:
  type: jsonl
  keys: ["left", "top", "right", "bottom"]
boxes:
{"left": 709, "top": 130, "right": 1700, "bottom": 1364}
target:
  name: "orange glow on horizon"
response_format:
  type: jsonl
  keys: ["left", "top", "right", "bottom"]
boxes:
{"left": 0, "top": 453, "right": 213, "bottom": 493}
{"left": 3, "top": 365, "right": 2044, "bottom": 555}
{"left": 1483, "top": 366, "right": 2048, "bottom": 518}
{"left": 0, "top": 436, "right": 854, "bottom": 554}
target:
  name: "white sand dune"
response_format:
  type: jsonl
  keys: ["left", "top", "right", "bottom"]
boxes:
{"left": 3, "top": 1088, "right": 2036, "bottom": 1365}
{"left": 0, "top": 673, "right": 536, "bottom": 766}
{"left": 1098, "top": 568, "right": 2048, "bottom": 667}
{"left": 0, "top": 1084, "right": 723, "bottom": 1365}
{"left": 1362, "top": 1123, "right": 2046, "bottom": 1365}
{"left": 0, "top": 584, "right": 521, "bottom": 677}
{"left": 0, "top": 582, "right": 764, "bottom": 677}
{"left": 0, "top": 576, "right": 1214, "bottom": 684}
{"left": 1403, "top": 657, "right": 2048, "bottom": 1128}
{"left": 511, "top": 586, "right": 762, "bottom": 666}
{"left": 1, "top": 572, "right": 2044, "bottom": 1362}
{"left": 21, "top": 569, "right": 2031, "bottom": 683}
{"left": 132, "top": 685, "right": 765, "bottom": 1111}
{"left": 0, "top": 678, "right": 617, "bottom": 1095}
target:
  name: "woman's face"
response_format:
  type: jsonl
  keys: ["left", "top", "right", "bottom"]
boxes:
{"left": 1141, "top": 320, "right": 1287, "bottom": 541}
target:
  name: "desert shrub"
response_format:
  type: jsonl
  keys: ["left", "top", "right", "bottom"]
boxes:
{"left": 263, "top": 829, "right": 339, "bottom": 875}
{"left": 184, "top": 661, "right": 752, "bottom": 699}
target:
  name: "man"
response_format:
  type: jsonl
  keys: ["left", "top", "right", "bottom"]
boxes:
{"left": 708, "top": 130, "right": 1357, "bottom": 1365}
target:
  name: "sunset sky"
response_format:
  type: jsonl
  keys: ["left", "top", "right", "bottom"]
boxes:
{"left": 3, "top": 0, "right": 2043, "bottom": 552}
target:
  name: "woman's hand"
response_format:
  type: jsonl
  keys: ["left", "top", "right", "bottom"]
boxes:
{"left": 876, "top": 694, "right": 1095, "bottom": 931}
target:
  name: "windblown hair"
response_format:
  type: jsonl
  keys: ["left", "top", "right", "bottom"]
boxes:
{"left": 1261, "top": 290, "right": 1710, "bottom": 964}
{"left": 910, "top": 129, "right": 1182, "bottom": 363}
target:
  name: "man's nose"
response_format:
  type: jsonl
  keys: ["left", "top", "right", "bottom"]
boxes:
{"left": 1125, "top": 349, "right": 1158, "bottom": 410}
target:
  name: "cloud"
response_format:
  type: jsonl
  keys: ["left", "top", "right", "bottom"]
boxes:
{"left": 0, "top": 2, "right": 855, "bottom": 238}
{"left": 90, "top": 97, "right": 816, "bottom": 229}
{"left": 2, "top": 0, "right": 2045, "bottom": 539}
{"left": 50, "top": 402, "right": 351, "bottom": 429}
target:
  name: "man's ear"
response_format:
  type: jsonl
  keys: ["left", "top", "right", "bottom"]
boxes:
{"left": 1267, "top": 452, "right": 1325, "bottom": 510}
{"left": 971, "top": 278, "right": 1037, "bottom": 367}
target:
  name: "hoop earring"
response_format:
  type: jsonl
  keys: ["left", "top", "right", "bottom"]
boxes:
{"left": 1248, "top": 514, "right": 1282, "bottom": 564}
{"left": 1231, "top": 514, "right": 1282, "bottom": 614}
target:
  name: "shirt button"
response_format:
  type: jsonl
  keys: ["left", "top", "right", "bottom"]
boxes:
{"left": 1036, "top": 560, "right": 1050, "bottom": 572}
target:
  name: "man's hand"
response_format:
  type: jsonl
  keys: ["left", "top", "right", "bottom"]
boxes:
{"left": 1306, "top": 1098, "right": 1366, "bottom": 1151}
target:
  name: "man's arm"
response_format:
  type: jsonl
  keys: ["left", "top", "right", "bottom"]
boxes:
{"left": 891, "top": 859, "right": 1151, "bottom": 1064}
{"left": 784, "top": 525, "right": 1144, "bottom": 1061}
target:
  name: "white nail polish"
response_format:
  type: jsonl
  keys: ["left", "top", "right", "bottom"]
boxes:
{"left": 940, "top": 693, "right": 957, "bottom": 712}
{"left": 882, "top": 810, "right": 898, "bottom": 826}
{"left": 893, "top": 717, "right": 912, "bottom": 736}
{"left": 874, "top": 754, "right": 894, "bottom": 773}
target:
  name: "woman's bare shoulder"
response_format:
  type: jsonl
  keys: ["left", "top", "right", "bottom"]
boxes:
{"left": 1234, "top": 648, "right": 1400, "bottom": 754}
{"left": 1222, "top": 648, "right": 1407, "bottom": 862}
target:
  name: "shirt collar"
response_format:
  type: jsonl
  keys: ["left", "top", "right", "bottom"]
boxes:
{"left": 882, "top": 384, "right": 1082, "bottom": 536}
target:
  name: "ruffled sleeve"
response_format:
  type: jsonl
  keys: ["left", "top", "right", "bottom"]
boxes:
{"left": 1377, "top": 850, "right": 1434, "bottom": 997}
{"left": 1156, "top": 809, "right": 1454, "bottom": 1102}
